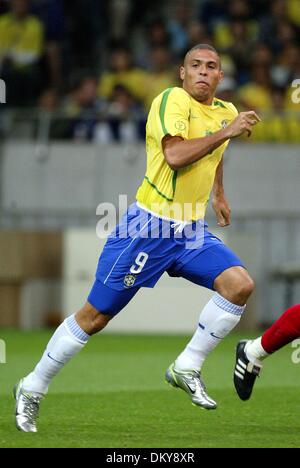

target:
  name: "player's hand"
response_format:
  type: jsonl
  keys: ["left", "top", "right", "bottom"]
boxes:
{"left": 212, "top": 194, "right": 231, "bottom": 227}
{"left": 226, "top": 111, "right": 261, "bottom": 138}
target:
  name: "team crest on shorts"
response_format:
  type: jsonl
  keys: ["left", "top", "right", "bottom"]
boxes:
{"left": 124, "top": 273, "right": 136, "bottom": 288}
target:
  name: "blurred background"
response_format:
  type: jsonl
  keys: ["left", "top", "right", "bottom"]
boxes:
{"left": 0, "top": 0, "right": 300, "bottom": 332}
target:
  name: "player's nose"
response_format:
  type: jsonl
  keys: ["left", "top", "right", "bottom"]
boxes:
{"left": 198, "top": 66, "right": 207, "bottom": 76}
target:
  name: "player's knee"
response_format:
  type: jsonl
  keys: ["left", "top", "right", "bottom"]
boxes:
{"left": 75, "top": 303, "right": 113, "bottom": 335}
{"left": 215, "top": 267, "right": 255, "bottom": 305}
{"left": 233, "top": 276, "right": 255, "bottom": 304}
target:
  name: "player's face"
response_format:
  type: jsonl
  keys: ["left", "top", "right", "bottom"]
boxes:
{"left": 180, "top": 49, "right": 223, "bottom": 104}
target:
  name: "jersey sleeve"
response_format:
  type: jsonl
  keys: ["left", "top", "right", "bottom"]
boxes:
{"left": 227, "top": 102, "right": 239, "bottom": 118}
{"left": 157, "top": 87, "right": 190, "bottom": 142}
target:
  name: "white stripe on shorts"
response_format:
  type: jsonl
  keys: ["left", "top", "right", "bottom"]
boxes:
{"left": 103, "top": 216, "right": 154, "bottom": 285}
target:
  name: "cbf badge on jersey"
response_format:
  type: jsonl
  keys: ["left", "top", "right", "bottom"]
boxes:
{"left": 175, "top": 120, "right": 186, "bottom": 131}
{"left": 124, "top": 273, "right": 136, "bottom": 288}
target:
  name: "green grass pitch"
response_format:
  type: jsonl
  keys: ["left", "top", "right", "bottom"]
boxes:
{"left": 0, "top": 330, "right": 300, "bottom": 448}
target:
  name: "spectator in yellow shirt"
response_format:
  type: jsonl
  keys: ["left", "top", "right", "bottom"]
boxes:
{"left": 238, "top": 62, "right": 273, "bottom": 112}
{"left": 143, "top": 47, "right": 177, "bottom": 111}
{"left": 98, "top": 47, "right": 146, "bottom": 105}
{"left": 249, "top": 86, "right": 300, "bottom": 143}
{"left": 287, "top": 0, "right": 300, "bottom": 27}
{"left": 0, "top": 0, "right": 44, "bottom": 105}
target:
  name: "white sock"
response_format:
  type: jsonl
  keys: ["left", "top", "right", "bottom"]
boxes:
{"left": 175, "top": 293, "right": 246, "bottom": 372}
{"left": 245, "top": 337, "right": 268, "bottom": 365}
{"left": 22, "top": 315, "right": 90, "bottom": 395}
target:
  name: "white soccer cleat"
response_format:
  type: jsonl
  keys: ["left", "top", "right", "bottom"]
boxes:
{"left": 165, "top": 363, "right": 217, "bottom": 410}
{"left": 14, "top": 379, "right": 43, "bottom": 433}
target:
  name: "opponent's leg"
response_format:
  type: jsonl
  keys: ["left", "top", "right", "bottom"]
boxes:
{"left": 234, "top": 303, "right": 300, "bottom": 400}
{"left": 252, "top": 303, "right": 300, "bottom": 356}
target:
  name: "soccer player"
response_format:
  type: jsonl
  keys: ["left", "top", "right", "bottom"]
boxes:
{"left": 14, "top": 44, "right": 260, "bottom": 432}
{"left": 234, "top": 303, "right": 300, "bottom": 400}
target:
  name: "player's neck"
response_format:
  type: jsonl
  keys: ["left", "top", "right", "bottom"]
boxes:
{"left": 198, "top": 96, "right": 214, "bottom": 106}
{"left": 183, "top": 86, "right": 214, "bottom": 106}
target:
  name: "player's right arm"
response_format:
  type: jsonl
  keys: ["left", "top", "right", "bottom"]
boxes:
{"left": 163, "top": 111, "right": 261, "bottom": 170}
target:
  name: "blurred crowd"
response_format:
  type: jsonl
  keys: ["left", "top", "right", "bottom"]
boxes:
{"left": 0, "top": 0, "right": 299, "bottom": 142}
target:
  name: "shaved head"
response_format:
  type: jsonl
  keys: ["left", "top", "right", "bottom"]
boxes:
{"left": 180, "top": 44, "right": 223, "bottom": 104}
{"left": 184, "top": 44, "right": 221, "bottom": 69}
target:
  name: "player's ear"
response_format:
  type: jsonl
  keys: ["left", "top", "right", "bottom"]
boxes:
{"left": 180, "top": 66, "right": 185, "bottom": 81}
{"left": 219, "top": 70, "right": 224, "bottom": 82}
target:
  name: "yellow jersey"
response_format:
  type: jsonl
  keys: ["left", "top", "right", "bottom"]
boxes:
{"left": 0, "top": 13, "right": 44, "bottom": 67}
{"left": 136, "top": 87, "right": 238, "bottom": 221}
{"left": 98, "top": 69, "right": 147, "bottom": 102}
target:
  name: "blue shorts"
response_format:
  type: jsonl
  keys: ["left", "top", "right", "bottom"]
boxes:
{"left": 88, "top": 203, "right": 244, "bottom": 315}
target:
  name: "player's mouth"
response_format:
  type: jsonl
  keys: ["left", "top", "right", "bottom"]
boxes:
{"left": 196, "top": 81, "right": 209, "bottom": 87}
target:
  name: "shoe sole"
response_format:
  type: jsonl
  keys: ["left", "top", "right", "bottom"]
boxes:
{"left": 234, "top": 342, "right": 247, "bottom": 400}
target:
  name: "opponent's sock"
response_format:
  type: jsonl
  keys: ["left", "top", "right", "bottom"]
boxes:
{"left": 244, "top": 338, "right": 267, "bottom": 365}
{"left": 22, "top": 315, "right": 90, "bottom": 395}
{"left": 261, "top": 303, "right": 300, "bottom": 354}
{"left": 245, "top": 304, "right": 300, "bottom": 363}
{"left": 175, "top": 293, "right": 246, "bottom": 372}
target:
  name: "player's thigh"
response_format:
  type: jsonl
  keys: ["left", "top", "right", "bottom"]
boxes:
{"left": 169, "top": 244, "right": 245, "bottom": 291}
{"left": 76, "top": 281, "right": 140, "bottom": 334}
{"left": 95, "top": 205, "right": 173, "bottom": 290}
{"left": 88, "top": 279, "right": 140, "bottom": 317}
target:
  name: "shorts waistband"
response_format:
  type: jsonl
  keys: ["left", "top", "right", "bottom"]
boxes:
{"left": 135, "top": 201, "right": 204, "bottom": 226}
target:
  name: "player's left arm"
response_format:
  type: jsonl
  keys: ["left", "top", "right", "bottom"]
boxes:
{"left": 212, "top": 157, "right": 231, "bottom": 227}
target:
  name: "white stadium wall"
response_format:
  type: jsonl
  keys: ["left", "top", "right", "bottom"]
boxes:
{"left": 1, "top": 142, "right": 300, "bottom": 330}
{"left": 2, "top": 142, "right": 300, "bottom": 215}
